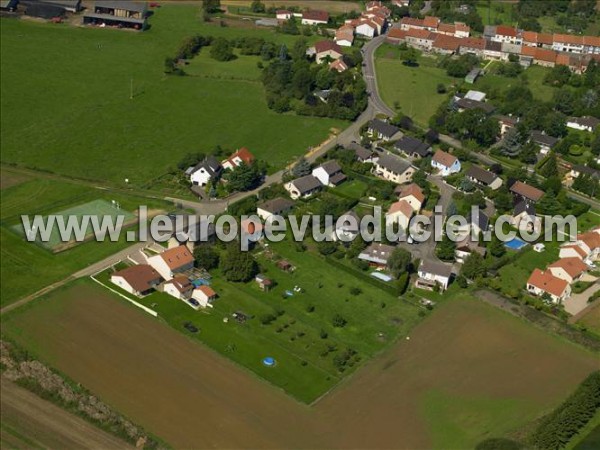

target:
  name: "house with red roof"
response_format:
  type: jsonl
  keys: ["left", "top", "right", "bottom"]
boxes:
{"left": 432, "top": 33, "right": 461, "bottom": 55}
{"left": 431, "top": 150, "right": 461, "bottom": 176}
{"left": 314, "top": 40, "right": 343, "bottom": 63}
{"left": 335, "top": 25, "right": 354, "bottom": 47}
{"left": 192, "top": 285, "right": 218, "bottom": 308}
{"left": 395, "top": 183, "right": 425, "bottom": 212}
{"left": 386, "top": 200, "right": 413, "bottom": 231}
{"left": 386, "top": 28, "right": 407, "bottom": 45}
{"left": 302, "top": 10, "right": 329, "bottom": 25}
{"left": 147, "top": 245, "right": 195, "bottom": 280}
{"left": 221, "top": 147, "right": 255, "bottom": 171}
{"left": 491, "top": 25, "right": 521, "bottom": 45}
{"left": 527, "top": 269, "right": 571, "bottom": 303}
{"left": 548, "top": 257, "right": 588, "bottom": 284}
{"left": 405, "top": 28, "right": 436, "bottom": 51}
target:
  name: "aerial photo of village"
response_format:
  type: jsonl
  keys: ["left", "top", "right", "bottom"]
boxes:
{"left": 1, "top": 0, "right": 600, "bottom": 449}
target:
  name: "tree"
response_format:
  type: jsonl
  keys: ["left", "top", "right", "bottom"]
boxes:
{"left": 202, "top": 0, "right": 221, "bottom": 13}
{"left": 540, "top": 153, "right": 559, "bottom": 178}
{"left": 436, "top": 233, "right": 456, "bottom": 261}
{"left": 193, "top": 245, "right": 220, "bottom": 270}
{"left": 387, "top": 248, "right": 412, "bottom": 278}
{"left": 436, "top": 83, "right": 447, "bottom": 94}
{"left": 292, "top": 156, "right": 311, "bottom": 177}
{"left": 488, "top": 233, "right": 506, "bottom": 258}
{"left": 461, "top": 252, "right": 486, "bottom": 280}
{"left": 225, "top": 162, "right": 263, "bottom": 192}
{"left": 210, "top": 37, "right": 235, "bottom": 61}
{"left": 250, "top": 0, "right": 265, "bottom": 13}
{"left": 401, "top": 47, "right": 419, "bottom": 66}
{"left": 219, "top": 245, "right": 258, "bottom": 282}
{"left": 317, "top": 240, "right": 338, "bottom": 256}
{"left": 499, "top": 127, "right": 522, "bottom": 157}
{"left": 538, "top": 191, "right": 562, "bottom": 215}
{"left": 543, "top": 111, "right": 567, "bottom": 137}
{"left": 544, "top": 64, "right": 572, "bottom": 87}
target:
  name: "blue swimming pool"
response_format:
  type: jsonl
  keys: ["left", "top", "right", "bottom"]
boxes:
{"left": 504, "top": 237, "right": 528, "bottom": 250}
{"left": 192, "top": 278, "right": 211, "bottom": 287}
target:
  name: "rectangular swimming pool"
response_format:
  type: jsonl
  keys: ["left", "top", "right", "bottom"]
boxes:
{"left": 504, "top": 237, "right": 528, "bottom": 250}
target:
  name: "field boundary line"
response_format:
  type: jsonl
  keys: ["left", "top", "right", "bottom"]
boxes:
{"left": 90, "top": 275, "right": 158, "bottom": 318}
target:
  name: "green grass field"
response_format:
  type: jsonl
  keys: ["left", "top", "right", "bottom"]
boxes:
{"left": 375, "top": 46, "right": 456, "bottom": 127}
{"left": 476, "top": 64, "right": 556, "bottom": 102}
{"left": 94, "top": 238, "right": 422, "bottom": 403}
{"left": 476, "top": 1, "right": 517, "bottom": 27}
{"left": 0, "top": 6, "right": 345, "bottom": 187}
{"left": 0, "top": 173, "right": 168, "bottom": 307}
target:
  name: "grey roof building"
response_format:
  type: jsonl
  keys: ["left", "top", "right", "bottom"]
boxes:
{"left": 394, "top": 136, "right": 432, "bottom": 158}
{"left": 368, "top": 119, "right": 400, "bottom": 141}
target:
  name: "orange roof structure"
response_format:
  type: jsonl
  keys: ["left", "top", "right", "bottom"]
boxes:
{"left": 527, "top": 269, "right": 569, "bottom": 298}
{"left": 433, "top": 33, "right": 461, "bottom": 51}
{"left": 496, "top": 25, "right": 517, "bottom": 37}
{"left": 578, "top": 230, "right": 600, "bottom": 251}
{"left": 432, "top": 149, "right": 458, "bottom": 168}
{"left": 159, "top": 246, "right": 194, "bottom": 270}
{"left": 397, "top": 183, "right": 425, "bottom": 203}
{"left": 423, "top": 16, "right": 440, "bottom": 29}
{"left": 387, "top": 28, "right": 407, "bottom": 40}
{"left": 510, "top": 181, "right": 544, "bottom": 202}
{"left": 549, "top": 257, "right": 588, "bottom": 279}
{"left": 196, "top": 285, "right": 217, "bottom": 298}
{"left": 387, "top": 200, "right": 413, "bottom": 218}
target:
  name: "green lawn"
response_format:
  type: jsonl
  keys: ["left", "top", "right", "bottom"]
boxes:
{"left": 0, "top": 6, "right": 344, "bottom": 187}
{"left": 375, "top": 45, "right": 455, "bottom": 127}
{"left": 475, "top": 64, "right": 556, "bottom": 103}
{"left": 331, "top": 179, "right": 368, "bottom": 200}
{"left": 476, "top": 1, "right": 517, "bottom": 27}
{"left": 0, "top": 175, "right": 169, "bottom": 307}
{"left": 94, "top": 239, "right": 422, "bottom": 403}
{"left": 496, "top": 241, "right": 561, "bottom": 298}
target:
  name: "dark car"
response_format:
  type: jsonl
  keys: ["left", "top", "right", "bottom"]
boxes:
{"left": 183, "top": 322, "right": 199, "bottom": 333}
{"left": 188, "top": 299, "right": 200, "bottom": 307}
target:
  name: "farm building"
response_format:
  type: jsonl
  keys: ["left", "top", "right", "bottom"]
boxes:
{"left": 83, "top": 1, "right": 148, "bottom": 31}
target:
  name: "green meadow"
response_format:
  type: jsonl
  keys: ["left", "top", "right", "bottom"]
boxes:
{"left": 0, "top": 6, "right": 344, "bottom": 187}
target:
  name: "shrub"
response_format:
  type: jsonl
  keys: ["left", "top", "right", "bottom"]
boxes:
{"left": 260, "top": 314, "right": 276, "bottom": 325}
{"left": 349, "top": 287, "right": 362, "bottom": 296}
{"left": 332, "top": 314, "right": 347, "bottom": 328}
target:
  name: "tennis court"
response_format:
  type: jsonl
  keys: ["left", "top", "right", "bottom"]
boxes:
{"left": 11, "top": 199, "right": 136, "bottom": 251}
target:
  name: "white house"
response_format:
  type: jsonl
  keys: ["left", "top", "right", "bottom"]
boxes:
{"left": 454, "top": 237, "right": 487, "bottom": 264}
{"left": 221, "top": 147, "right": 255, "bottom": 171}
{"left": 302, "top": 10, "right": 329, "bottom": 25}
{"left": 312, "top": 160, "right": 346, "bottom": 187}
{"left": 256, "top": 197, "right": 294, "bottom": 222}
{"left": 416, "top": 260, "right": 453, "bottom": 291}
{"left": 527, "top": 269, "right": 571, "bottom": 303}
{"left": 284, "top": 175, "right": 322, "bottom": 200}
{"left": 335, "top": 25, "right": 354, "bottom": 47}
{"left": 395, "top": 183, "right": 425, "bottom": 212}
{"left": 358, "top": 242, "right": 395, "bottom": 267}
{"left": 465, "top": 165, "right": 503, "bottom": 190}
{"left": 164, "top": 275, "right": 194, "bottom": 301}
{"left": 276, "top": 10, "right": 292, "bottom": 20}
{"left": 356, "top": 20, "right": 378, "bottom": 38}
{"left": 529, "top": 131, "right": 559, "bottom": 155}
{"left": 189, "top": 156, "right": 222, "bottom": 187}
{"left": 566, "top": 116, "right": 600, "bottom": 132}
{"left": 147, "top": 245, "right": 195, "bottom": 281}
{"left": 431, "top": 150, "right": 461, "bottom": 176}
{"left": 373, "top": 153, "right": 415, "bottom": 184}
{"left": 511, "top": 201, "right": 542, "bottom": 235}
{"left": 547, "top": 257, "right": 588, "bottom": 284}
{"left": 192, "top": 285, "right": 217, "bottom": 308}
{"left": 386, "top": 200, "right": 413, "bottom": 231}
{"left": 110, "top": 265, "right": 161, "bottom": 296}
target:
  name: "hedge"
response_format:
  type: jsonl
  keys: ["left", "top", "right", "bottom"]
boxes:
{"left": 529, "top": 371, "right": 600, "bottom": 449}
{"left": 324, "top": 257, "right": 398, "bottom": 296}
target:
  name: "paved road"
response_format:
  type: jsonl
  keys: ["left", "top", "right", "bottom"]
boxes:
{"left": 0, "top": 380, "right": 133, "bottom": 449}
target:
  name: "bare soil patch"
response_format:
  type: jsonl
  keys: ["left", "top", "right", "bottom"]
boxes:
{"left": 4, "top": 283, "right": 598, "bottom": 449}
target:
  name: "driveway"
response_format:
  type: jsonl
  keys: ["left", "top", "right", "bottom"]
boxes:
{"left": 564, "top": 282, "right": 600, "bottom": 316}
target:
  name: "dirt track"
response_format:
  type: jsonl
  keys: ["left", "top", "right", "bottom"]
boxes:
{"left": 4, "top": 283, "right": 599, "bottom": 449}
{"left": 0, "top": 380, "right": 132, "bottom": 449}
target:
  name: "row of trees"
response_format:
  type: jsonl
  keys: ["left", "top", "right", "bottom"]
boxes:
{"left": 529, "top": 370, "right": 600, "bottom": 449}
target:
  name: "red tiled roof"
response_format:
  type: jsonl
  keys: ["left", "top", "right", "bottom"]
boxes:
{"left": 387, "top": 28, "right": 407, "bottom": 40}
{"left": 406, "top": 28, "right": 435, "bottom": 40}
{"left": 496, "top": 25, "right": 517, "bottom": 37}
{"left": 555, "top": 53, "right": 571, "bottom": 66}
{"left": 548, "top": 257, "right": 588, "bottom": 279}
{"left": 522, "top": 31, "right": 537, "bottom": 43}
{"left": 166, "top": 275, "right": 193, "bottom": 293}
{"left": 423, "top": 16, "right": 440, "bottom": 28}
{"left": 432, "top": 149, "right": 457, "bottom": 168}
{"left": 579, "top": 230, "right": 600, "bottom": 250}
{"left": 535, "top": 48, "right": 557, "bottom": 63}
{"left": 554, "top": 33, "right": 583, "bottom": 45}
{"left": 437, "top": 23, "right": 455, "bottom": 34}
{"left": 329, "top": 58, "right": 349, "bottom": 72}
{"left": 303, "top": 10, "right": 329, "bottom": 22}
{"left": 388, "top": 200, "right": 413, "bottom": 217}
{"left": 527, "top": 269, "right": 569, "bottom": 298}
{"left": 397, "top": 183, "right": 425, "bottom": 203}
{"left": 460, "top": 37, "right": 485, "bottom": 50}
{"left": 538, "top": 33, "right": 553, "bottom": 45}
{"left": 224, "top": 147, "right": 255, "bottom": 166}
{"left": 112, "top": 265, "right": 160, "bottom": 292}
{"left": 433, "top": 33, "right": 461, "bottom": 51}
{"left": 159, "top": 246, "right": 194, "bottom": 270}
{"left": 454, "top": 22, "right": 470, "bottom": 33}
{"left": 315, "top": 40, "right": 343, "bottom": 55}
{"left": 584, "top": 35, "right": 600, "bottom": 47}
{"left": 521, "top": 45, "right": 537, "bottom": 57}
{"left": 400, "top": 17, "right": 424, "bottom": 28}
{"left": 196, "top": 285, "right": 217, "bottom": 298}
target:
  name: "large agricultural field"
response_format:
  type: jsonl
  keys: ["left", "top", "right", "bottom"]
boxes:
{"left": 3, "top": 281, "right": 598, "bottom": 449}
{"left": 0, "top": 5, "right": 345, "bottom": 187}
